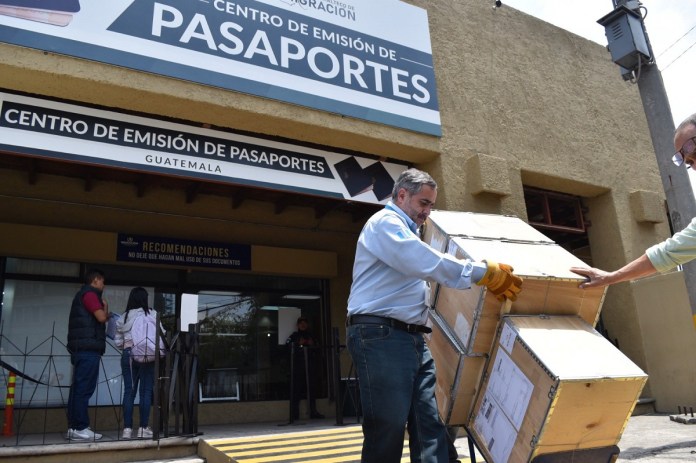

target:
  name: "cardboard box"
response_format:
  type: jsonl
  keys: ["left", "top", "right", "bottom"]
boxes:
{"left": 422, "top": 210, "right": 606, "bottom": 354}
{"left": 439, "top": 237, "right": 606, "bottom": 350}
{"left": 469, "top": 315, "right": 647, "bottom": 463}
{"left": 422, "top": 210, "right": 553, "bottom": 309}
{"left": 422, "top": 210, "right": 555, "bottom": 254}
{"left": 426, "top": 310, "right": 487, "bottom": 425}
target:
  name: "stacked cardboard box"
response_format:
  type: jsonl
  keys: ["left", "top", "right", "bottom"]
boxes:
{"left": 469, "top": 315, "right": 647, "bottom": 463}
{"left": 421, "top": 210, "right": 647, "bottom": 462}
{"left": 427, "top": 310, "right": 487, "bottom": 425}
{"left": 423, "top": 210, "right": 606, "bottom": 331}
{"left": 422, "top": 211, "right": 606, "bottom": 425}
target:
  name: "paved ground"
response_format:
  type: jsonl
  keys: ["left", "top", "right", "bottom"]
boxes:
{"left": 200, "top": 412, "right": 696, "bottom": 462}
{"left": 445, "top": 413, "right": 696, "bottom": 462}
{"left": 613, "top": 413, "right": 696, "bottom": 462}
{"left": 1, "top": 413, "right": 694, "bottom": 462}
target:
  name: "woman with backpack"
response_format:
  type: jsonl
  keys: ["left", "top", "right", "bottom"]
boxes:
{"left": 114, "top": 287, "right": 161, "bottom": 439}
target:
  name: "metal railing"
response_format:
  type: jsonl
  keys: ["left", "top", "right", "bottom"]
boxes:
{"left": 0, "top": 318, "right": 198, "bottom": 445}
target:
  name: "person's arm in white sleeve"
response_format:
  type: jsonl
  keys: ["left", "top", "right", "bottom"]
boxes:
{"left": 646, "top": 217, "right": 696, "bottom": 272}
{"left": 572, "top": 218, "right": 696, "bottom": 288}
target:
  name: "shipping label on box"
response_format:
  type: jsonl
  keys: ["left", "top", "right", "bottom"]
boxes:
{"left": 473, "top": 343, "right": 536, "bottom": 462}
{"left": 485, "top": 345, "right": 534, "bottom": 429}
{"left": 475, "top": 391, "right": 518, "bottom": 463}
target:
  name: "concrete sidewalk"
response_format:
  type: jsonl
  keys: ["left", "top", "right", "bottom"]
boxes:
{"left": 448, "top": 413, "right": 696, "bottom": 462}
{"left": 613, "top": 413, "right": 696, "bottom": 462}
{"left": 448, "top": 414, "right": 696, "bottom": 463}
{"left": 198, "top": 412, "right": 696, "bottom": 462}
{"left": 1, "top": 412, "right": 694, "bottom": 462}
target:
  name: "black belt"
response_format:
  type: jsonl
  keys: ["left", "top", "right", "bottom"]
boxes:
{"left": 347, "top": 314, "right": 432, "bottom": 334}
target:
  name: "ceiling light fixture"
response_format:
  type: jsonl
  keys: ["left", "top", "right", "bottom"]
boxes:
{"left": 282, "top": 294, "right": 321, "bottom": 300}
{"left": 199, "top": 291, "right": 242, "bottom": 296}
{"left": 261, "top": 305, "right": 299, "bottom": 311}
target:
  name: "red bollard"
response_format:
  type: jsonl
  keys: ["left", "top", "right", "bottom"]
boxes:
{"left": 2, "top": 372, "right": 16, "bottom": 436}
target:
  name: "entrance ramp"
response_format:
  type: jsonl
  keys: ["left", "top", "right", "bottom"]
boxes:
{"left": 198, "top": 425, "right": 472, "bottom": 463}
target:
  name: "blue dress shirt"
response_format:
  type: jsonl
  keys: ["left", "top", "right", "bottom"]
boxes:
{"left": 347, "top": 202, "right": 486, "bottom": 325}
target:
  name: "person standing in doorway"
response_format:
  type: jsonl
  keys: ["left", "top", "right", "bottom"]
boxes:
{"left": 115, "top": 287, "right": 157, "bottom": 439}
{"left": 347, "top": 168, "right": 522, "bottom": 462}
{"left": 286, "top": 316, "right": 325, "bottom": 420}
{"left": 66, "top": 268, "right": 109, "bottom": 441}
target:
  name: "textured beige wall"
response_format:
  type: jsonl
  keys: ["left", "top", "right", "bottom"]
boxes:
{"left": 632, "top": 272, "right": 696, "bottom": 412}
{"left": 0, "top": 1, "right": 692, "bottom": 408}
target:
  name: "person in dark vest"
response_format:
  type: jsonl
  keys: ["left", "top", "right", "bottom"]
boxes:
{"left": 66, "top": 268, "right": 109, "bottom": 441}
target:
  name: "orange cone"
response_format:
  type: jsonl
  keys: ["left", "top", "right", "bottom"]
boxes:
{"left": 2, "top": 372, "right": 16, "bottom": 436}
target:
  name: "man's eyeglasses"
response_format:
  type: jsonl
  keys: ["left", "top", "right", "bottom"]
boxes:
{"left": 672, "top": 136, "right": 696, "bottom": 167}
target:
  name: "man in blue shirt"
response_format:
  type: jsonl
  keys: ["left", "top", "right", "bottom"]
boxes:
{"left": 347, "top": 168, "right": 522, "bottom": 462}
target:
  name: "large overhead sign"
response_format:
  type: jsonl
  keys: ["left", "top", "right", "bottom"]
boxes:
{"left": 0, "top": 0, "right": 441, "bottom": 136}
{"left": 0, "top": 91, "right": 408, "bottom": 204}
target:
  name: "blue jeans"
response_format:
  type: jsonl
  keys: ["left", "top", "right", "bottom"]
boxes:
{"left": 121, "top": 348, "right": 155, "bottom": 429}
{"left": 67, "top": 350, "right": 101, "bottom": 431}
{"left": 347, "top": 324, "right": 449, "bottom": 463}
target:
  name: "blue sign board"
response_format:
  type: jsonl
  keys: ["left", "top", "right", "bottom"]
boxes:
{"left": 0, "top": 0, "right": 441, "bottom": 135}
{"left": 117, "top": 233, "right": 252, "bottom": 270}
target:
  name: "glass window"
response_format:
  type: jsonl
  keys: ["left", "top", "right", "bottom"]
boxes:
{"left": 0, "top": 279, "right": 139, "bottom": 407}
{"left": 5, "top": 258, "right": 79, "bottom": 277}
{"left": 0, "top": 261, "right": 328, "bottom": 407}
{"left": 196, "top": 290, "right": 324, "bottom": 402}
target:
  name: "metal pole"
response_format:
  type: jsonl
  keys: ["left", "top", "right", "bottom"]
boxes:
{"left": 332, "top": 327, "right": 344, "bottom": 425}
{"left": 637, "top": 65, "right": 696, "bottom": 324}
{"left": 303, "top": 346, "right": 311, "bottom": 417}
{"left": 602, "top": 1, "right": 696, "bottom": 325}
{"left": 618, "top": 0, "right": 696, "bottom": 325}
{"left": 288, "top": 342, "right": 295, "bottom": 424}
{"left": 153, "top": 312, "right": 161, "bottom": 440}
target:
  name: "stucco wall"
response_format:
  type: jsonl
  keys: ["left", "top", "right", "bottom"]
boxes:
{"left": 632, "top": 272, "right": 696, "bottom": 411}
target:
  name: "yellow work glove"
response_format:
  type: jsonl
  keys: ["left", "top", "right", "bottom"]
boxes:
{"left": 476, "top": 260, "right": 523, "bottom": 302}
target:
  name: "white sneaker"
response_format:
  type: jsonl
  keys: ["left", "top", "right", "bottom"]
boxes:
{"left": 137, "top": 427, "right": 153, "bottom": 438}
{"left": 67, "top": 427, "right": 103, "bottom": 441}
{"left": 122, "top": 427, "right": 132, "bottom": 439}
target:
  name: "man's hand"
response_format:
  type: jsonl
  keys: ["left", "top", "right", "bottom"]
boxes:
{"left": 477, "top": 261, "right": 523, "bottom": 301}
{"left": 571, "top": 254, "right": 657, "bottom": 289}
{"left": 570, "top": 267, "right": 610, "bottom": 289}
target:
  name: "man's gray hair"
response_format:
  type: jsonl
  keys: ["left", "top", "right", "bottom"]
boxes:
{"left": 391, "top": 168, "right": 437, "bottom": 200}
{"left": 676, "top": 113, "right": 696, "bottom": 133}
